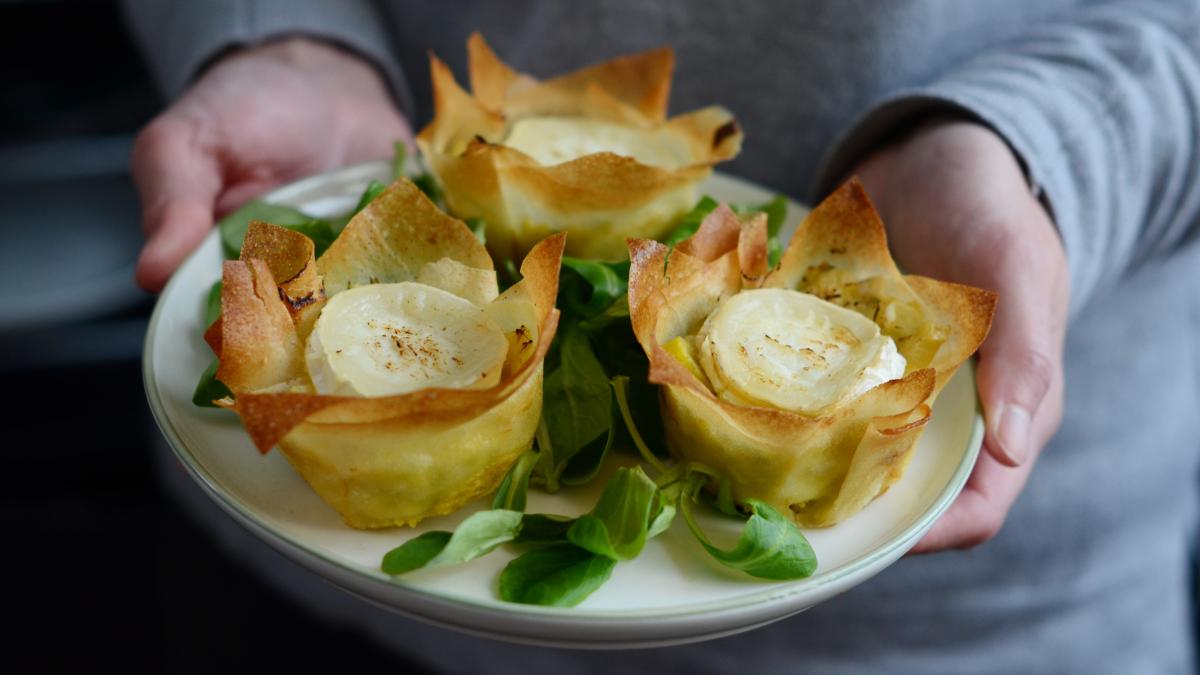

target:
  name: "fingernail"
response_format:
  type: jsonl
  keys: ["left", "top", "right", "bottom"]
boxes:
{"left": 993, "top": 404, "right": 1031, "bottom": 466}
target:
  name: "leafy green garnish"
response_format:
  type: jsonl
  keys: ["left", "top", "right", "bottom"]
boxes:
{"left": 559, "top": 402, "right": 616, "bottom": 486}
{"left": 660, "top": 194, "right": 789, "bottom": 266}
{"left": 713, "top": 477, "right": 742, "bottom": 518}
{"left": 466, "top": 217, "right": 487, "bottom": 245}
{"left": 733, "top": 196, "right": 788, "bottom": 238}
{"left": 567, "top": 466, "right": 660, "bottom": 560}
{"left": 492, "top": 448, "right": 539, "bottom": 511}
{"left": 499, "top": 544, "right": 617, "bottom": 607}
{"left": 204, "top": 280, "right": 222, "bottom": 327}
{"left": 559, "top": 257, "right": 628, "bottom": 319}
{"left": 381, "top": 510, "right": 523, "bottom": 575}
{"left": 381, "top": 531, "right": 451, "bottom": 575}
{"left": 679, "top": 474, "right": 816, "bottom": 580}
{"left": 412, "top": 172, "right": 444, "bottom": 208}
{"left": 514, "top": 514, "right": 575, "bottom": 545}
{"left": 218, "top": 200, "right": 336, "bottom": 259}
{"left": 661, "top": 195, "right": 719, "bottom": 246}
{"left": 192, "top": 358, "right": 232, "bottom": 408}
{"left": 540, "top": 326, "right": 612, "bottom": 487}
{"left": 610, "top": 375, "right": 668, "bottom": 474}
{"left": 732, "top": 195, "right": 789, "bottom": 267}
{"left": 352, "top": 179, "right": 387, "bottom": 217}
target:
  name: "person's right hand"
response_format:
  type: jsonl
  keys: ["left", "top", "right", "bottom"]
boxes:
{"left": 132, "top": 37, "right": 412, "bottom": 291}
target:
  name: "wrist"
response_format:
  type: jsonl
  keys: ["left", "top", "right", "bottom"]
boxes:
{"left": 200, "top": 36, "right": 394, "bottom": 102}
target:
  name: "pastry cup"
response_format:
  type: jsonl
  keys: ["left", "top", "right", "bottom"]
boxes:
{"left": 627, "top": 179, "right": 996, "bottom": 527}
{"left": 205, "top": 179, "right": 563, "bottom": 528}
{"left": 417, "top": 33, "right": 743, "bottom": 263}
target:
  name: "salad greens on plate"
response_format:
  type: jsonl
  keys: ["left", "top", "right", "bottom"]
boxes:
{"left": 192, "top": 144, "right": 817, "bottom": 607}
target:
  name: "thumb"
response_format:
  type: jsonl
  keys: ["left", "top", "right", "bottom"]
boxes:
{"left": 977, "top": 341, "right": 1055, "bottom": 467}
{"left": 131, "top": 115, "right": 222, "bottom": 292}
{"left": 972, "top": 244, "right": 1065, "bottom": 467}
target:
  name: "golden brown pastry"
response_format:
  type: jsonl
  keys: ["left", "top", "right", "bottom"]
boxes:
{"left": 205, "top": 178, "right": 563, "bottom": 528}
{"left": 417, "top": 33, "right": 742, "bottom": 263}
{"left": 626, "top": 179, "right": 996, "bottom": 527}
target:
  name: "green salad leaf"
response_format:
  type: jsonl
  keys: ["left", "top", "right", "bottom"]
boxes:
{"left": 204, "top": 280, "right": 222, "bottom": 327}
{"left": 679, "top": 475, "right": 816, "bottom": 580}
{"left": 558, "top": 400, "right": 616, "bottom": 487}
{"left": 218, "top": 200, "right": 336, "bottom": 259}
{"left": 466, "top": 217, "right": 487, "bottom": 245}
{"left": 381, "top": 531, "right": 452, "bottom": 575}
{"left": 662, "top": 195, "right": 719, "bottom": 246}
{"left": 514, "top": 514, "right": 575, "bottom": 545}
{"left": 559, "top": 257, "right": 628, "bottom": 320}
{"left": 381, "top": 510, "right": 523, "bottom": 575}
{"left": 492, "top": 448, "right": 539, "bottom": 511}
{"left": 540, "top": 326, "right": 612, "bottom": 484}
{"left": 499, "top": 544, "right": 617, "bottom": 607}
{"left": 352, "top": 179, "right": 388, "bottom": 217}
{"left": 192, "top": 359, "right": 232, "bottom": 408}
{"left": 412, "top": 172, "right": 444, "bottom": 208}
{"left": 567, "top": 466, "right": 660, "bottom": 560}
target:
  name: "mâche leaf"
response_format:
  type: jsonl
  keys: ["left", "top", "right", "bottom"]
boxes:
{"left": 662, "top": 195, "right": 719, "bottom": 246}
{"left": 560, "top": 395, "right": 617, "bottom": 486}
{"left": 492, "top": 448, "right": 539, "bottom": 511}
{"left": 560, "top": 257, "right": 628, "bottom": 319}
{"left": 662, "top": 194, "right": 789, "bottom": 265}
{"left": 679, "top": 474, "right": 817, "bottom": 580}
{"left": 381, "top": 510, "right": 523, "bottom": 575}
{"left": 733, "top": 195, "right": 788, "bottom": 237}
{"left": 381, "top": 531, "right": 452, "bottom": 575}
{"left": 610, "top": 376, "right": 668, "bottom": 474}
{"left": 541, "top": 326, "right": 613, "bottom": 476}
{"left": 466, "top": 217, "right": 487, "bottom": 245}
{"left": 499, "top": 544, "right": 617, "bottom": 607}
{"left": 514, "top": 514, "right": 575, "bottom": 545}
{"left": 713, "top": 477, "right": 742, "bottom": 518}
{"left": 412, "top": 172, "right": 444, "bottom": 208}
{"left": 732, "top": 195, "right": 788, "bottom": 267}
{"left": 567, "top": 466, "right": 659, "bottom": 560}
{"left": 647, "top": 501, "right": 676, "bottom": 539}
{"left": 204, "top": 280, "right": 222, "bottom": 327}
{"left": 192, "top": 359, "right": 232, "bottom": 408}
{"left": 352, "top": 180, "right": 388, "bottom": 216}
{"left": 426, "top": 509, "right": 523, "bottom": 568}
{"left": 218, "top": 200, "right": 335, "bottom": 259}
{"left": 282, "top": 218, "right": 338, "bottom": 257}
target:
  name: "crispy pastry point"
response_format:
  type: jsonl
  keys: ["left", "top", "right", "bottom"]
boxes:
{"left": 207, "top": 178, "right": 564, "bottom": 528}
{"left": 626, "top": 178, "right": 996, "bottom": 527}
{"left": 417, "top": 32, "right": 743, "bottom": 263}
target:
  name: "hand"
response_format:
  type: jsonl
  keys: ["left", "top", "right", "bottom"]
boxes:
{"left": 131, "top": 37, "right": 412, "bottom": 291}
{"left": 853, "top": 118, "right": 1069, "bottom": 553}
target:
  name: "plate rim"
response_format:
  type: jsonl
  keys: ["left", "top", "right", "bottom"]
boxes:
{"left": 142, "top": 161, "right": 984, "bottom": 627}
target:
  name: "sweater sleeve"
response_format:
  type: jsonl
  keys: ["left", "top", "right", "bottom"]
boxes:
{"left": 814, "top": 0, "right": 1200, "bottom": 318}
{"left": 121, "top": 0, "right": 415, "bottom": 118}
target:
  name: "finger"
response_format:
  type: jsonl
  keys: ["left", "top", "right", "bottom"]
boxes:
{"left": 971, "top": 224, "right": 1066, "bottom": 467}
{"left": 215, "top": 177, "right": 284, "bottom": 218}
{"left": 909, "top": 366, "right": 1062, "bottom": 553}
{"left": 131, "top": 115, "right": 222, "bottom": 291}
{"left": 909, "top": 449, "right": 1027, "bottom": 554}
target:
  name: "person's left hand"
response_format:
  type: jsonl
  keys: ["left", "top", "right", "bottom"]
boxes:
{"left": 852, "top": 118, "right": 1069, "bottom": 553}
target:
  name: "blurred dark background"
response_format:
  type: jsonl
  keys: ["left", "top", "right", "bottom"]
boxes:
{"left": 3, "top": 1, "right": 403, "bottom": 670}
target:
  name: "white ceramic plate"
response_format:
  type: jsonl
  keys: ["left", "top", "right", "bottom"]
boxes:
{"left": 144, "top": 161, "right": 983, "bottom": 649}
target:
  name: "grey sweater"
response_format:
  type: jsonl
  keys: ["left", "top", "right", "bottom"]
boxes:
{"left": 127, "top": 1, "right": 1200, "bottom": 672}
